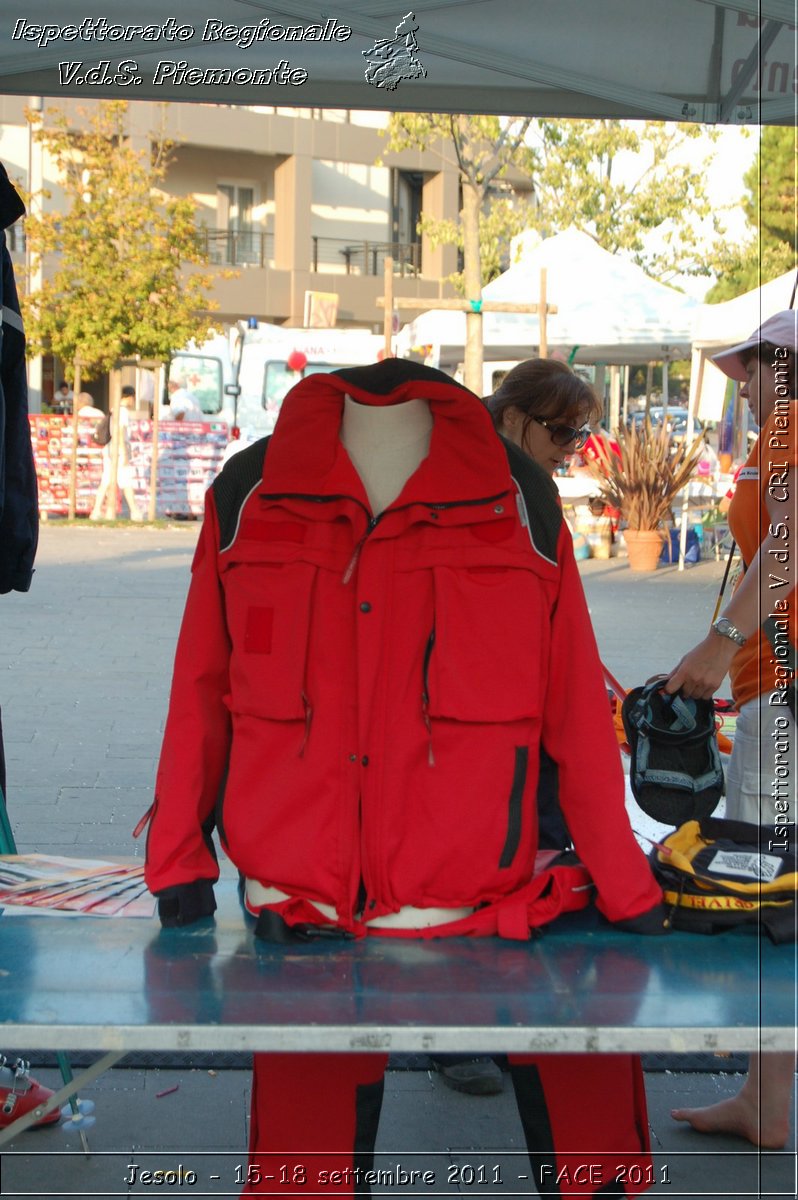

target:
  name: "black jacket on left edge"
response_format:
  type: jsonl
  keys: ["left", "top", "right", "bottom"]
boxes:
{"left": 0, "top": 161, "right": 37, "bottom": 594}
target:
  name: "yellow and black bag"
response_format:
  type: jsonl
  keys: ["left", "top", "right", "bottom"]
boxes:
{"left": 651, "top": 817, "right": 797, "bottom": 944}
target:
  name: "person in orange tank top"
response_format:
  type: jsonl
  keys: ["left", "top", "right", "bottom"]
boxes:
{"left": 665, "top": 310, "right": 797, "bottom": 1149}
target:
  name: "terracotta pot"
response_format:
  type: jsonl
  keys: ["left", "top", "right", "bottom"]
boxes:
{"left": 623, "top": 528, "right": 665, "bottom": 572}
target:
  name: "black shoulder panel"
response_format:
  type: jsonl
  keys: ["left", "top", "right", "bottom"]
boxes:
{"left": 500, "top": 436, "right": 562, "bottom": 565}
{"left": 333, "top": 358, "right": 470, "bottom": 395}
{"left": 212, "top": 437, "right": 269, "bottom": 550}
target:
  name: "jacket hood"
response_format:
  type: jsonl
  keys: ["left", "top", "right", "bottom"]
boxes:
{"left": 263, "top": 358, "right": 512, "bottom": 506}
{"left": 0, "top": 161, "right": 25, "bottom": 230}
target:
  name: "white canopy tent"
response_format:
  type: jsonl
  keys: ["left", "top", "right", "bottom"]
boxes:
{"left": 679, "top": 271, "right": 797, "bottom": 567}
{"left": 396, "top": 229, "right": 699, "bottom": 367}
{"left": 692, "top": 269, "right": 797, "bottom": 350}
{"left": 0, "top": 1, "right": 792, "bottom": 124}
{"left": 689, "top": 269, "right": 796, "bottom": 423}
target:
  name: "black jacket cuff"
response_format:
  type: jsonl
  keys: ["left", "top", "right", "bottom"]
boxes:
{"left": 156, "top": 879, "right": 217, "bottom": 927}
{"left": 610, "top": 903, "right": 672, "bottom": 935}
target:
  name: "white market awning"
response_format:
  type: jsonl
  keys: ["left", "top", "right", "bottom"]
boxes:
{"left": 397, "top": 230, "right": 699, "bottom": 366}
{"left": 0, "top": 1, "right": 793, "bottom": 125}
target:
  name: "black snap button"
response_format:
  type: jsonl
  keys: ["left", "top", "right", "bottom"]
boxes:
{"left": 349, "top": 753, "right": 357, "bottom": 763}
{"left": 361, "top": 755, "right": 369, "bottom": 767}
{"left": 359, "top": 601, "right": 372, "bottom": 613}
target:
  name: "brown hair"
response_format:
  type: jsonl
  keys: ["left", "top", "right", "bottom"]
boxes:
{"left": 741, "top": 343, "right": 798, "bottom": 397}
{"left": 485, "top": 358, "right": 601, "bottom": 443}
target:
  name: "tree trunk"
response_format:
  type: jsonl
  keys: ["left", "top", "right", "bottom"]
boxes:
{"left": 461, "top": 179, "right": 483, "bottom": 396}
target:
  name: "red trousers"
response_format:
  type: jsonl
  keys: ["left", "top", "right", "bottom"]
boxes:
{"left": 243, "top": 1052, "right": 652, "bottom": 1198}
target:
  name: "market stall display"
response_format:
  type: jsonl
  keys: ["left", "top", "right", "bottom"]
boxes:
{"left": 29, "top": 416, "right": 230, "bottom": 518}
{"left": 29, "top": 414, "right": 104, "bottom": 516}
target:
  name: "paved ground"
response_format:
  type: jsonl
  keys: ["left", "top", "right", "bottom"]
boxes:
{"left": 0, "top": 527, "right": 795, "bottom": 1199}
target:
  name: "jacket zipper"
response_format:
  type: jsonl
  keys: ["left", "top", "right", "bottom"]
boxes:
{"left": 343, "top": 514, "right": 382, "bottom": 583}
{"left": 258, "top": 488, "right": 512, "bottom": 520}
{"left": 421, "top": 629, "right": 436, "bottom": 766}
{"left": 298, "top": 570, "right": 319, "bottom": 756}
{"left": 299, "top": 691, "right": 313, "bottom": 756}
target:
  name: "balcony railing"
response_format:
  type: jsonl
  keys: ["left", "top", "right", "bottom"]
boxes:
{"left": 194, "top": 229, "right": 421, "bottom": 277}
{"left": 195, "top": 228, "right": 275, "bottom": 267}
{"left": 311, "top": 238, "right": 421, "bottom": 277}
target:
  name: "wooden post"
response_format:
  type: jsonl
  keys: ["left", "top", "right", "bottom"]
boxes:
{"left": 538, "top": 269, "right": 548, "bottom": 359}
{"left": 377, "top": 269, "right": 558, "bottom": 387}
{"left": 149, "top": 363, "right": 162, "bottom": 522}
{"left": 67, "top": 357, "right": 82, "bottom": 520}
{"left": 105, "top": 370, "right": 121, "bottom": 520}
{"left": 383, "top": 257, "right": 394, "bottom": 359}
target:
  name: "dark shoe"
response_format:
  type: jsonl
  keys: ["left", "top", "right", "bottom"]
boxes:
{"left": 430, "top": 1054, "right": 503, "bottom": 1096}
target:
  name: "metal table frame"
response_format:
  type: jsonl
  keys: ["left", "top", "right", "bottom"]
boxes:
{"left": 1, "top": 888, "right": 794, "bottom": 1142}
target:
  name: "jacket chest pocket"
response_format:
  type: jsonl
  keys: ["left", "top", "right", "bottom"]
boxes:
{"left": 222, "top": 558, "right": 317, "bottom": 720}
{"left": 426, "top": 564, "right": 549, "bottom": 723}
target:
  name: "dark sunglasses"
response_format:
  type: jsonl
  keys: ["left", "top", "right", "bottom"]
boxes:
{"left": 532, "top": 416, "right": 591, "bottom": 449}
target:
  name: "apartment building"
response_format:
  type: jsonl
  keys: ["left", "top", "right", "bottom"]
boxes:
{"left": 0, "top": 96, "right": 471, "bottom": 405}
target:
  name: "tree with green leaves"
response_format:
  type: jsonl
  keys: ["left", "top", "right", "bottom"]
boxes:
{"left": 384, "top": 113, "right": 535, "bottom": 391}
{"left": 384, "top": 115, "right": 724, "bottom": 390}
{"left": 22, "top": 100, "right": 217, "bottom": 380}
{"left": 530, "top": 119, "right": 722, "bottom": 284}
{"left": 705, "top": 127, "right": 796, "bottom": 302}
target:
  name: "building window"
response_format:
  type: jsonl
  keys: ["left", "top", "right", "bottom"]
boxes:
{"left": 217, "top": 183, "right": 258, "bottom": 264}
{"left": 392, "top": 170, "right": 423, "bottom": 244}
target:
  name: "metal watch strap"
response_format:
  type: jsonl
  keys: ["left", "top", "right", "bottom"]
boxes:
{"left": 712, "top": 617, "right": 746, "bottom": 647}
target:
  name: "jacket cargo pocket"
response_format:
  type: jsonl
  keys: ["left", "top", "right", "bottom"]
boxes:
{"left": 427, "top": 564, "right": 545, "bottom": 722}
{"left": 223, "top": 558, "right": 317, "bottom": 720}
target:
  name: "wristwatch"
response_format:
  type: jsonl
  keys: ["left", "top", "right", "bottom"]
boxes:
{"left": 711, "top": 617, "right": 747, "bottom": 647}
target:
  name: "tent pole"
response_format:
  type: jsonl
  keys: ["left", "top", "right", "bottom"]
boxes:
{"left": 539, "top": 269, "right": 548, "bottom": 359}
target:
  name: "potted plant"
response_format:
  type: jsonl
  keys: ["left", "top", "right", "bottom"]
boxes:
{"left": 588, "top": 417, "right": 705, "bottom": 571}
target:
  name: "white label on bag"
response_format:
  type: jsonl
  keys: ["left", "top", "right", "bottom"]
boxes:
{"left": 709, "top": 850, "right": 781, "bottom": 883}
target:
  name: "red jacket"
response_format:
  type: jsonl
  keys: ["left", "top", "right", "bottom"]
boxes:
{"left": 144, "top": 362, "right": 661, "bottom": 932}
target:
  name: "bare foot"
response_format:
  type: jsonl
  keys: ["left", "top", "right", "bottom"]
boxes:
{"left": 671, "top": 1096, "right": 789, "bottom": 1149}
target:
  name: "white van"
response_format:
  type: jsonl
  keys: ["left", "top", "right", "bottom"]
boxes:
{"left": 170, "top": 323, "right": 384, "bottom": 446}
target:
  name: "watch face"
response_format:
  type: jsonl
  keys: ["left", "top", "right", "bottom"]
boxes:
{"left": 715, "top": 618, "right": 743, "bottom": 644}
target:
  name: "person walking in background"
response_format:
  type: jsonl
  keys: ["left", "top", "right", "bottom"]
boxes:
{"left": 665, "top": 311, "right": 797, "bottom": 1149}
{"left": 90, "top": 385, "right": 143, "bottom": 521}
{"left": 75, "top": 392, "right": 103, "bottom": 419}
{"left": 166, "top": 376, "right": 202, "bottom": 421}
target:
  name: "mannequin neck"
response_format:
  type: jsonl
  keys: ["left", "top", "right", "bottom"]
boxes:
{"left": 340, "top": 395, "right": 432, "bottom": 513}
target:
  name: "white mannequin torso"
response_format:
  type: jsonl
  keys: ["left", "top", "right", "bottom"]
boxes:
{"left": 340, "top": 394, "right": 433, "bottom": 513}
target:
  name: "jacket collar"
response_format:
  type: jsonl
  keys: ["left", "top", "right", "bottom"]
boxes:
{"left": 261, "top": 361, "right": 512, "bottom": 508}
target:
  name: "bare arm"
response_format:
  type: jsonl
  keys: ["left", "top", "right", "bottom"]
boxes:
{"left": 665, "top": 465, "right": 797, "bottom": 700}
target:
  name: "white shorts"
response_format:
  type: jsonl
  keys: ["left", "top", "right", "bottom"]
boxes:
{"left": 725, "top": 694, "right": 797, "bottom": 840}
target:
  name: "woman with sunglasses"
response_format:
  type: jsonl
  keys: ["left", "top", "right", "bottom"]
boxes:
{"left": 430, "top": 359, "right": 605, "bottom": 1099}
{"left": 486, "top": 357, "right": 601, "bottom": 475}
